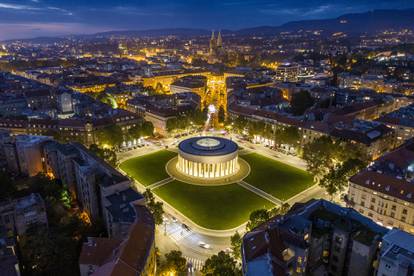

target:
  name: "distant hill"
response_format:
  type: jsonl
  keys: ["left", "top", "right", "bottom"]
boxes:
{"left": 96, "top": 28, "right": 212, "bottom": 37}
{"left": 95, "top": 9, "right": 414, "bottom": 37}
{"left": 236, "top": 9, "right": 414, "bottom": 36}
{"left": 4, "top": 9, "right": 414, "bottom": 42}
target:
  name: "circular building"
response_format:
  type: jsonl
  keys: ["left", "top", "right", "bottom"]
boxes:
{"left": 177, "top": 136, "right": 239, "bottom": 179}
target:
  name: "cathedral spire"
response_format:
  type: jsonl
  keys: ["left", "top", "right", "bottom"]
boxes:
{"left": 217, "top": 30, "right": 222, "bottom": 48}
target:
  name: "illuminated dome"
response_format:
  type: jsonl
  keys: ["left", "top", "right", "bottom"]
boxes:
{"left": 177, "top": 136, "right": 239, "bottom": 179}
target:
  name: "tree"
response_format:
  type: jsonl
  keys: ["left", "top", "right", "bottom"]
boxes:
{"left": 20, "top": 227, "right": 79, "bottom": 276}
{"left": 96, "top": 124, "right": 123, "bottom": 148}
{"left": 274, "top": 125, "right": 300, "bottom": 148}
{"left": 159, "top": 250, "right": 187, "bottom": 275}
{"left": 89, "top": 144, "right": 117, "bottom": 166}
{"left": 218, "top": 105, "right": 225, "bottom": 123}
{"left": 269, "top": 203, "right": 290, "bottom": 217}
{"left": 202, "top": 251, "right": 242, "bottom": 276}
{"left": 302, "top": 136, "right": 337, "bottom": 182}
{"left": 290, "top": 90, "right": 314, "bottom": 116}
{"left": 128, "top": 125, "right": 142, "bottom": 139}
{"left": 143, "top": 189, "right": 164, "bottom": 225}
{"left": 0, "top": 172, "right": 17, "bottom": 200}
{"left": 320, "top": 158, "right": 367, "bottom": 197}
{"left": 230, "top": 232, "right": 242, "bottom": 260}
{"left": 141, "top": 121, "right": 154, "bottom": 137}
{"left": 246, "top": 209, "right": 270, "bottom": 231}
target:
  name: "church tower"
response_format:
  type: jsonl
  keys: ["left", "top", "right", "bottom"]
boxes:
{"left": 209, "top": 30, "right": 216, "bottom": 55}
{"left": 217, "top": 31, "right": 223, "bottom": 48}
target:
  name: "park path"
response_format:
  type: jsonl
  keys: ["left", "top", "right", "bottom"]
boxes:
{"left": 147, "top": 177, "right": 174, "bottom": 190}
{"left": 237, "top": 180, "right": 283, "bottom": 205}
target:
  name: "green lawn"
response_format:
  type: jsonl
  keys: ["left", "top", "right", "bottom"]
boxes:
{"left": 242, "top": 153, "right": 314, "bottom": 201}
{"left": 119, "top": 150, "right": 177, "bottom": 186}
{"left": 153, "top": 180, "right": 274, "bottom": 230}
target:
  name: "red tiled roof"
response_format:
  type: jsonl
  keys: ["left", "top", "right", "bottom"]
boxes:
{"left": 110, "top": 206, "right": 155, "bottom": 276}
{"left": 79, "top": 238, "right": 122, "bottom": 266}
{"left": 350, "top": 170, "right": 414, "bottom": 204}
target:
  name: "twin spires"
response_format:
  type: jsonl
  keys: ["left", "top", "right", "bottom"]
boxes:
{"left": 210, "top": 30, "right": 223, "bottom": 48}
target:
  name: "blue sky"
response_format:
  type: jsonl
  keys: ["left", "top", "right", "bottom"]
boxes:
{"left": 0, "top": 0, "right": 413, "bottom": 40}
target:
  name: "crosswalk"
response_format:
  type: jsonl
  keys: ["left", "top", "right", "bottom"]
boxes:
{"left": 165, "top": 224, "right": 192, "bottom": 243}
{"left": 185, "top": 256, "right": 204, "bottom": 273}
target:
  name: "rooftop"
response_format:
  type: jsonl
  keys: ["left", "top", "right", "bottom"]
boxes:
{"left": 178, "top": 136, "right": 238, "bottom": 156}
{"left": 350, "top": 139, "right": 414, "bottom": 203}
{"left": 105, "top": 188, "right": 144, "bottom": 223}
{"left": 377, "top": 103, "right": 414, "bottom": 128}
{"left": 79, "top": 237, "right": 122, "bottom": 266}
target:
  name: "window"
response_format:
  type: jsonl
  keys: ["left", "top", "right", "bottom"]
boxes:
{"left": 371, "top": 198, "right": 376, "bottom": 203}
{"left": 391, "top": 212, "right": 395, "bottom": 218}
{"left": 402, "top": 209, "right": 408, "bottom": 215}
{"left": 392, "top": 205, "right": 396, "bottom": 211}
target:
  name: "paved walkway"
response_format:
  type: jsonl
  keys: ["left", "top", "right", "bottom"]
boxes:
{"left": 147, "top": 177, "right": 174, "bottom": 190}
{"left": 237, "top": 180, "right": 283, "bottom": 205}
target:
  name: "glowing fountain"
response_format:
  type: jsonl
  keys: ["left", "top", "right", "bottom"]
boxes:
{"left": 203, "top": 104, "right": 216, "bottom": 134}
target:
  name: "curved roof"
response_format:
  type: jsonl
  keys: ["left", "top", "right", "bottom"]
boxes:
{"left": 178, "top": 136, "right": 238, "bottom": 156}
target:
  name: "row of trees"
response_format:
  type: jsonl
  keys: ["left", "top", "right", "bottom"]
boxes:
{"left": 95, "top": 121, "right": 154, "bottom": 148}
{"left": 166, "top": 109, "right": 206, "bottom": 132}
{"left": 143, "top": 189, "right": 164, "bottom": 225}
{"left": 229, "top": 116, "right": 301, "bottom": 150}
{"left": 230, "top": 114, "right": 369, "bottom": 198}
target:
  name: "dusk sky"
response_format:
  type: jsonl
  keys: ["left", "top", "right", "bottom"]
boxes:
{"left": 0, "top": 0, "right": 413, "bottom": 40}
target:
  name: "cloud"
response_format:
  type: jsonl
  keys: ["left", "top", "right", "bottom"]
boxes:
{"left": 0, "top": 1, "right": 72, "bottom": 15}
{"left": 0, "top": 2, "right": 40, "bottom": 10}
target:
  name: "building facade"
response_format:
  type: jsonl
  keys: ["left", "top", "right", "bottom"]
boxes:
{"left": 348, "top": 139, "right": 414, "bottom": 234}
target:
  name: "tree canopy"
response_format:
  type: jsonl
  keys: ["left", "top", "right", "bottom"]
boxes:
{"left": 302, "top": 136, "right": 369, "bottom": 196}
{"left": 143, "top": 189, "right": 164, "bottom": 225}
{"left": 158, "top": 250, "right": 187, "bottom": 275}
{"left": 202, "top": 251, "right": 242, "bottom": 276}
{"left": 89, "top": 144, "right": 117, "bottom": 166}
{"left": 246, "top": 209, "right": 271, "bottom": 231}
{"left": 95, "top": 124, "right": 123, "bottom": 148}
{"left": 290, "top": 90, "right": 315, "bottom": 116}
{"left": 230, "top": 232, "right": 242, "bottom": 260}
